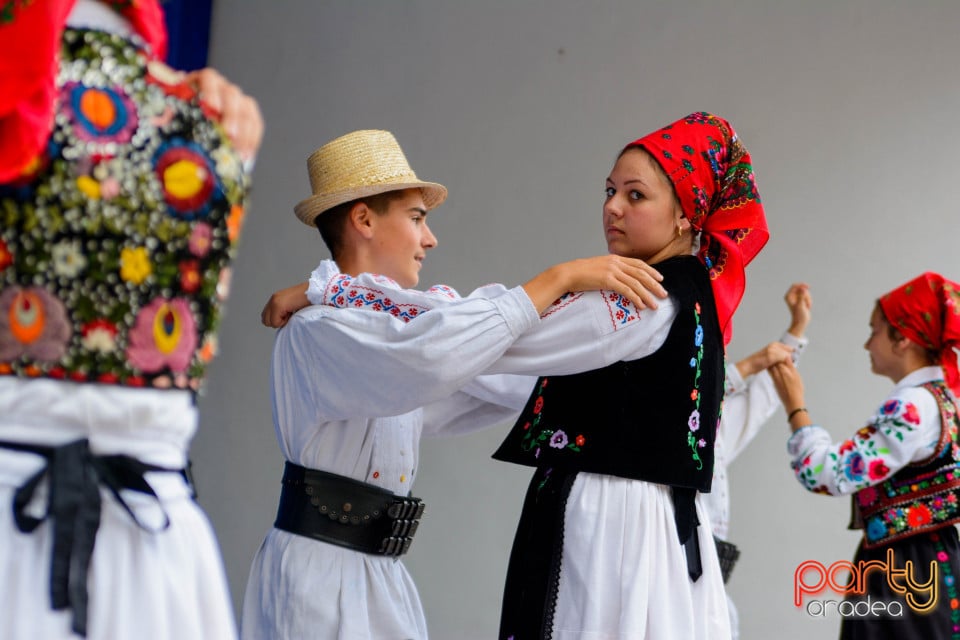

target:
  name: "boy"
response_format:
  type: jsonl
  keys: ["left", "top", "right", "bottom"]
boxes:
{"left": 241, "top": 129, "right": 662, "bottom": 639}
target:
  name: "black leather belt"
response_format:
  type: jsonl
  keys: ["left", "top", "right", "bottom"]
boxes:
{"left": 0, "top": 438, "right": 186, "bottom": 637}
{"left": 274, "top": 461, "right": 425, "bottom": 557}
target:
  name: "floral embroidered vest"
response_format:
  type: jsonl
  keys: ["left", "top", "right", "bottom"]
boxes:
{"left": 491, "top": 256, "right": 724, "bottom": 493}
{"left": 851, "top": 381, "right": 960, "bottom": 548}
{"left": 0, "top": 29, "right": 248, "bottom": 391}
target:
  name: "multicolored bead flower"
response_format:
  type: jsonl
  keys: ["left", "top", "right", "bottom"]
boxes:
{"left": 80, "top": 319, "right": 119, "bottom": 354}
{"left": 0, "top": 287, "right": 72, "bottom": 362}
{"left": 63, "top": 82, "right": 139, "bottom": 145}
{"left": 120, "top": 246, "right": 153, "bottom": 285}
{"left": 126, "top": 297, "right": 198, "bottom": 373}
{"left": 51, "top": 240, "right": 87, "bottom": 278}
{"left": 154, "top": 139, "right": 219, "bottom": 220}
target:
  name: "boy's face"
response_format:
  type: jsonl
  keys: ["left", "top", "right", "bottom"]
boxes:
{"left": 369, "top": 189, "right": 437, "bottom": 288}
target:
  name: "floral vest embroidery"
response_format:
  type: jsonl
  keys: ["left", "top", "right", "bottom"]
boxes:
{"left": 851, "top": 381, "right": 960, "bottom": 548}
{"left": 0, "top": 29, "right": 248, "bottom": 391}
{"left": 491, "top": 256, "right": 725, "bottom": 492}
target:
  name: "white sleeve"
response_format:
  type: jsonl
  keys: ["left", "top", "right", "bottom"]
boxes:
{"left": 273, "top": 286, "right": 539, "bottom": 421}
{"left": 308, "top": 263, "right": 678, "bottom": 377}
{"left": 484, "top": 291, "right": 678, "bottom": 376}
{"left": 421, "top": 374, "right": 537, "bottom": 438}
{"left": 781, "top": 332, "right": 809, "bottom": 363}
{"left": 718, "top": 369, "right": 781, "bottom": 464}
{"left": 307, "top": 261, "right": 511, "bottom": 309}
{"left": 718, "top": 332, "right": 810, "bottom": 463}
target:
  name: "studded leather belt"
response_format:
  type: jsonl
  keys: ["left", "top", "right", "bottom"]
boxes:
{"left": 273, "top": 461, "right": 425, "bottom": 557}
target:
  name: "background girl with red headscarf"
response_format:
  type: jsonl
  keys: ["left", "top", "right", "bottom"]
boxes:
{"left": 261, "top": 111, "right": 768, "bottom": 639}
{"left": 0, "top": 2, "right": 261, "bottom": 638}
{"left": 771, "top": 272, "right": 960, "bottom": 639}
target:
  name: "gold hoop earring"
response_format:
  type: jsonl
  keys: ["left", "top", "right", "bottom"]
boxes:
{"left": 676, "top": 224, "right": 683, "bottom": 239}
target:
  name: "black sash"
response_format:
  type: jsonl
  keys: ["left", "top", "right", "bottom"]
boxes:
{"left": 0, "top": 438, "right": 187, "bottom": 637}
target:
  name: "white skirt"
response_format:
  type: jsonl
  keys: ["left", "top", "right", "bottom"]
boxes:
{"left": 550, "top": 473, "right": 731, "bottom": 640}
{"left": 0, "top": 478, "right": 236, "bottom": 639}
{"left": 0, "top": 378, "right": 237, "bottom": 640}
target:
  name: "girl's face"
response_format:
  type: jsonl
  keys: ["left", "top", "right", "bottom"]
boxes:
{"left": 864, "top": 306, "right": 900, "bottom": 380}
{"left": 603, "top": 148, "right": 688, "bottom": 262}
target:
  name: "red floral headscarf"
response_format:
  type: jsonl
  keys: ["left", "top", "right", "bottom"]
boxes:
{"left": 626, "top": 112, "right": 769, "bottom": 345}
{"left": 0, "top": 0, "right": 167, "bottom": 181}
{"left": 878, "top": 272, "right": 960, "bottom": 396}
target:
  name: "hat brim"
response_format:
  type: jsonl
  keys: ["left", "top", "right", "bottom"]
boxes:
{"left": 294, "top": 181, "right": 448, "bottom": 227}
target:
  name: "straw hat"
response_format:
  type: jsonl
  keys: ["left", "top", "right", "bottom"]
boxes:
{"left": 294, "top": 130, "right": 448, "bottom": 226}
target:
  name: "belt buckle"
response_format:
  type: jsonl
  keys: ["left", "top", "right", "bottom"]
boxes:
{"left": 378, "top": 498, "right": 425, "bottom": 556}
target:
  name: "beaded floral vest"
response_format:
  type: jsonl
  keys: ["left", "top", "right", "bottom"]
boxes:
{"left": 492, "top": 256, "right": 725, "bottom": 492}
{"left": 851, "top": 381, "right": 960, "bottom": 548}
{"left": 0, "top": 29, "right": 248, "bottom": 391}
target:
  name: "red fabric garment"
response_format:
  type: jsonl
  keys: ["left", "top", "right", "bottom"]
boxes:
{"left": 879, "top": 272, "right": 960, "bottom": 396}
{"left": 0, "top": 0, "right": 166, "bottom": 181}
{"left": 627, "top": 112, "right": 769, "bottom": 345}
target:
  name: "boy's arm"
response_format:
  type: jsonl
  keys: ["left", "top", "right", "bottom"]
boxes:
{"left": 421, "top": 374, "right": 538, "bottom": 438}
{"left": 310, "top": 259, "right": 679, "bottom": 376}
{"left": 262, "top": 256, "right": 667, "bottom": 328}
{"left": 276, "top": 286, "right": 540, "bottom": 422}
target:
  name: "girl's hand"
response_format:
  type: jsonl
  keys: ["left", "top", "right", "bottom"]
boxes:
{"left": 261, "top": 282, "right": 309, "bottom": 328}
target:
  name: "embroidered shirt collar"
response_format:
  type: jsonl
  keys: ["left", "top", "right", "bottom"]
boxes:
{"left": 318, "top": 260, "right": 403, "bottom": 290}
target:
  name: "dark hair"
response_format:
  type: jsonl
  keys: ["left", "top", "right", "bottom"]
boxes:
{"left": 315, "top": 189, "right": 411, "bottom": 258}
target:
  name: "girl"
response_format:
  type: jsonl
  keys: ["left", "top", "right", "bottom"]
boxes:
{"left": 771, "top": 272, "right": 960, "bottom": 639}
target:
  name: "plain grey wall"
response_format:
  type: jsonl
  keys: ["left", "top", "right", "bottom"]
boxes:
{"left": 193, "top": 1, "right": 960, "bottom": 638}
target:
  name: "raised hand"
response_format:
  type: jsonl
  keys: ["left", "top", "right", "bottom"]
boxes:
{"left": 784, "top": 283, "right": 812, "bottom": 337}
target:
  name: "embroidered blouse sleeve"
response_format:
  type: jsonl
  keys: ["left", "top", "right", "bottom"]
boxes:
{"left": 308, "top": 264, "right": 677, "bottom": 377}
{"left": 786, "top": 386, "right": 941, "bottom": 496}
{"left": 483, "top": 291, "right": 677, "bottom": 376}
{"left": 274, "top": 286, "right": 539, "bottom": 421}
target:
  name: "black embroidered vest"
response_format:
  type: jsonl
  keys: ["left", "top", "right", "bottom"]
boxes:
{"left": 851, "top": 381, "right": 960, "bottom": 548}
{"left": 492, "top": 256, "right": 724, "bottom": 492}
